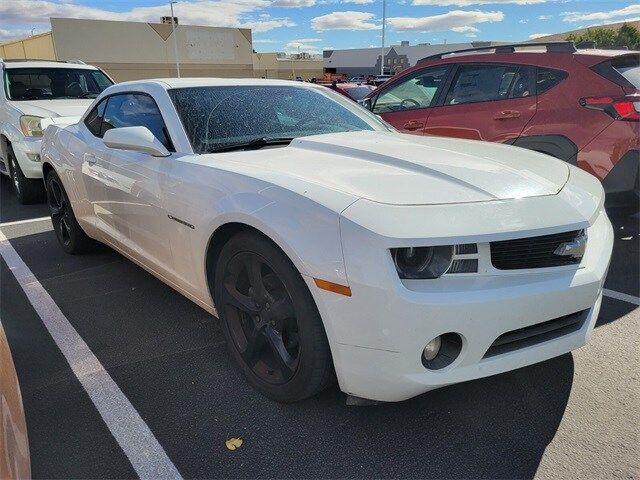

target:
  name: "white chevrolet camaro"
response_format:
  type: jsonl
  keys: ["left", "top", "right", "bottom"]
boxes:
{"left": 41, "top": 78, "right": 614, "bottom": 403}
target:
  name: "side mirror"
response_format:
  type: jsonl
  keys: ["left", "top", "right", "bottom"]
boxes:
{"left": 103, "top": 126, "right": 170, "bottom": 157}
{"left": 358, "top": 97, "right": 373, "bottom": 111}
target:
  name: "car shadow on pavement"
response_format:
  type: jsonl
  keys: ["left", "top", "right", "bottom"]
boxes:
{"left": 0, "top": 175, "right": 50, "bottom": 223}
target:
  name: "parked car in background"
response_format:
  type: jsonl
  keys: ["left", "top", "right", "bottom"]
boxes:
{"left": 372, "top": 74, "right": 394, "bottom": 86}
{"left": 0, "top": 59, "right": 114, "bottom": 203}
{"left": 323, "top": 82, "right": 376, "bottom": 101}
{"left": 363, "top": 42, "right": 640, "bottom": 210}
{"left": 41, "top": 78, "right": 612, "bottom": 403}
{"left": 1, "top": 320, "right": 30, "bottom": 479}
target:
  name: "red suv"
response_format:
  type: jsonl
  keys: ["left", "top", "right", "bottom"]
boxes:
{"left": 363, "top": 42, "right": 639, "bottom": 209}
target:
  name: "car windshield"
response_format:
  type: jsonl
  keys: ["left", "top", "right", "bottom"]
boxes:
{"left": 169, "top": 85, "right": 392, "bottom": 154}
{"left": 4, "top": 67, "right": 113, "bottom": 101}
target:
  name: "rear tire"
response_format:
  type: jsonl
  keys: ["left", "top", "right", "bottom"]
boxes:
{"left": 213, "top": 231, "right": 334, "bottom": 402}
{"left": 45, "top": 169, "right": 97, "bottom": 254}
{"left": 7, "top": 145, "right": 45, "bottom": 204}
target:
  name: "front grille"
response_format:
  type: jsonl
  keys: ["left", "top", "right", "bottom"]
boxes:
{"left": 490, "top": 230, "right": 582, "bottom": 270}
{"left": 483, "top": 310, "right": 588, "bottom": 358}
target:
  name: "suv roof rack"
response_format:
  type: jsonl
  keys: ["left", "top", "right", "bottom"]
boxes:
{"left": 418, "top": 41, "right": 578, "bottom": 64}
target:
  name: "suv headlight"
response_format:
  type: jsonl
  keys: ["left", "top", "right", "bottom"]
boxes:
{"left": 20, "top": 116, "right": 44, "bottom": 137}
{"left": 391, "top": 246, "right": 454, "bottom": 279}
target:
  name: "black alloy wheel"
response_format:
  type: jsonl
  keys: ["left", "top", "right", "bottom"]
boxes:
{"left": 221, "top": 251, "right": 300, "bottom": 384}
{"left": 47, "top": 174, "right": 73, "bottom": 247}
{"left": 45, "top": 170, "right": 96, "bottom": 254}
{"left": 214, "top": 231, "right": 334, "bottom": 402}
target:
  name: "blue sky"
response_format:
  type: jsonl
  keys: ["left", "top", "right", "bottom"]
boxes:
{"left": 1, "top": 0, "right": 638, "bottom": 53}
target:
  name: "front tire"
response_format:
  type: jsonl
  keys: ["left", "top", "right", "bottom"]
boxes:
{"left": 45, "top": 170, "right": 96, "bottom": 254}
{"left": 7, "top": 145, "right": 45, "bottom": 204}
{"left": 213, "top": 231, "right": 334, "bottom": 402}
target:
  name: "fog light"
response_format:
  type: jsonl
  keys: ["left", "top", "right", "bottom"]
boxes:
{"left": 423, "top": 336, "right": 442, "bottom": 361}
{"left": 26, "top": 153, "right": 40, "bottom": 162}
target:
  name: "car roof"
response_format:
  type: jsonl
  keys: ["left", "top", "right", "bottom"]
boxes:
{"left": 2, "top": 60, "right": 99, "bottom": 70}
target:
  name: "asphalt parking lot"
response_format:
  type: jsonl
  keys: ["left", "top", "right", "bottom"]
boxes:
{"left": 1, "top": 173, "right": 638, "bottom": 479}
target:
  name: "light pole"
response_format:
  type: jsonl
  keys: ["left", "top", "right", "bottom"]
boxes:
{"left": 380, "top": 0, "right": 386, "bottom": 76}
{"left": 170, "top": 1, "right": 181, "bottom": 78}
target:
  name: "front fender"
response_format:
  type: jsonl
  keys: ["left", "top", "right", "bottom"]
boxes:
{"left": 201, "top": 185, "right": 349, "bottom": 290}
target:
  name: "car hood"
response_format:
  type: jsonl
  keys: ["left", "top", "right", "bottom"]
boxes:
{"left": 201, "top": 130, "right": 570, "bottom": 206}
{"left": 10, "top": 99, "right": 93, "bottom": 118}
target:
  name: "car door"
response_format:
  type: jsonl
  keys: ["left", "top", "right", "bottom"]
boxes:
{"left": 423, "top": 63, "right": 537, "bottom": 142}
{"left": 77, "top": 97, "right": 118, "bottom": 236}
{"left": 97, "top": 92, "right": 176, "bottom": 277}
{"left": 371, "top": 65, "right": 451, "bottom": 134}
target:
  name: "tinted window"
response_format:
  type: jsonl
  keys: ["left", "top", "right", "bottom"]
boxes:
{"left": 342, "top": 85, "right": 375, "bottom": 100}
{"left": 169, "top": 86, "right": 388, "bottom": 154}
{"left": 373, "top": 66, "right": 449, "bottom": 114}
{"left": 610, "top": 55, "right": 640, "bottom": 88}
{"left": 445, "top": 64, "right": 522, "bottom": 105}
{"left": 101, "top": 94, "right": 173, "bottom": 150}
{"left": 4, "top": 67, "right": 113, "bottom": 100}
{"left": 84, "top": 99, "right": 107, "bottom": 136}
{"left": 536, "top": 67, "right": 568, "bottom": 94}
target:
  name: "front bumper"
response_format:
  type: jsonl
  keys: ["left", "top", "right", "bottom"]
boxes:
{"left": 311, "top": 195, "right": 613, "bottom": 402}
{"left": 11, "top": 137, "right": 43, "bottom": 179}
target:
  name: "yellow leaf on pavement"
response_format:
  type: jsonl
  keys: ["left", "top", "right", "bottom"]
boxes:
{"left": 225, "top": 437, "right": 243, "bottom": 450}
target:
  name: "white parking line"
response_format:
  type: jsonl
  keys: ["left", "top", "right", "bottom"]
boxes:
{"left": 603, "top": 289, "right": 640, "bottom": 306}
{"left": 0, "top": 230, "right": 182, "bottom": 480}
{"left": 0, "top": 216, "right": 51, "bottom": 227}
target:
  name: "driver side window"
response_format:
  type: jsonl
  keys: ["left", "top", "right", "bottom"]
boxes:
{"left": 373, "top": 66, "right": 449, "bottom": 114}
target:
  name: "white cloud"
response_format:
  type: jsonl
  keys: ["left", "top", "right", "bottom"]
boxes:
{"left": 242, "top": 17, "right": 296, "bottom": 31}
{"left": 451, "top": 25, "right": 479, "bottom": 32}
{"left": 311, "top": 11, "right": 379, "bottom": 30}
{"left": 285, "top": 37, "right": 323, "bottom": 52}
{"left": 343, "top": 0, "right": 375, "bottom": 3}
{"left": 518, "top": 19, "right": 528, "bottom": 23}
{"left": 387, "top": 9, "right": 504, "bottom": 31}
{"left": 0, "top": 28, "right": 45, "bottom": 42}
{"left": 562, "top": 4, "right": 640, "bottom": 22}
{"left": 529, "top": 32, "right": 551, "bottom": 39}
{"left": 0, "top": 0, "right": 294, "bottom": 32}
{"left": 412, "top": 0, "right": 544, "bottom": 5}
{"left": 271, "top": 0, "right": 315, "bottom": 7}
{"left": 253, "top": 38, "right": 280, "bottom": 43}
{"left": 537, "top": 14, "right": 551, "bottom": 20}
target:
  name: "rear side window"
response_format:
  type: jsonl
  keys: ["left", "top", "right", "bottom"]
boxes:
{"left": 444, "top": 64, "right": 531, "bottom": 105}
{"left": 604, "top": 55, "right": 640, "bottom": 89}
{"left": 101, "top": 93, "right": 173, "bottom": 150}
{"left": 84, "top": 99, "right": 107, "bottom": 136}
{"left": 536, "top": 67, "right": 568, "bottom": 94}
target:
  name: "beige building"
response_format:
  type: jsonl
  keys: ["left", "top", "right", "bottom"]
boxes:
{"left": 1, "top": 17, "right": 254, "bottom": 81}
{"left": 253, "top": 52, "right": 323, "bottom": 80}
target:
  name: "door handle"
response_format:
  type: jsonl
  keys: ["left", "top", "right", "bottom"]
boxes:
{"left": 84, "top": 153, "right": 99, "bottom": 164}
{"left": 403, "top": 120, "right": 425, "bottom": 131}
{"left": 493, "top": 110, "right": 521, "bottom": 120}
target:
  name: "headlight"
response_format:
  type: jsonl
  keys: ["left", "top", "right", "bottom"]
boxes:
{"left": 20, "top": 116, "right": 44, "bottom": 137}
{"left": 391, "top": 246, "right": 454, "bottom": 279}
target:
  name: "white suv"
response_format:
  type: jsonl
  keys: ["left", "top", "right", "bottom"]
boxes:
{"left": 0, "top": 59, "right": 113, "bottom": 203}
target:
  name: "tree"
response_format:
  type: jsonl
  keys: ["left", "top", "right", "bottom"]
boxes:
{"left": 566, "top": 23, "right": 640, "bottom": 50}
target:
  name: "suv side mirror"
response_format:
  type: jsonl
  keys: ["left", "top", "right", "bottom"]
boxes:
{"left": 358, "top": 97, "right": 373, "bottom": 111}
{"left": 103, "top": 126, "right": 170, "bottom": 157}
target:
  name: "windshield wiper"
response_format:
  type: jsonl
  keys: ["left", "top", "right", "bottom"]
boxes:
{"left": 209, "top": 137, "right": 294, "bottom": 153}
